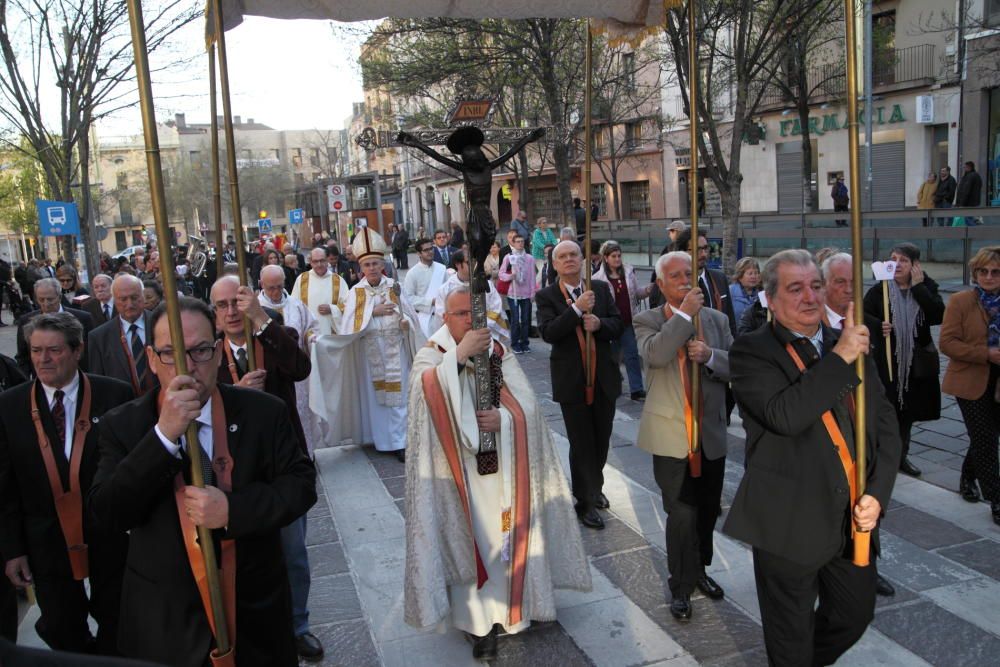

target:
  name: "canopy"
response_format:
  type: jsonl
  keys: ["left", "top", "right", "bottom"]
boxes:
{"left": 209, "top": 0, "right": 667, "bottom": 32}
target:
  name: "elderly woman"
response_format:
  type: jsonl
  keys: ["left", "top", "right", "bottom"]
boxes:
{"left": 940, "top": 246, "right": 1000, "bottom": 524}
{"left": 917, "top": 171, "right": 938, "bottom": 210}
{"left": 864, "top": 242, "right": 945, "bottom": 478}
{"left": 728, "top": 257, "right": 761, "bottom": 322}
{"left": 593, "top": 240, "right": 656, "bottom": 400}
{"left": 142, "top": 279, "right": 163, "bottom": 311}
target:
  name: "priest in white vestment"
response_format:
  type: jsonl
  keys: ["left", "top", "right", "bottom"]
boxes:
{"left": 429, "top": 249, "right": 509, "bottom": 344}
{"left": 310, "top": 227, "right": 422, "bottom": 461}
{"left": 404, "top": 286, "right": 590, "bottom": 661}
{"left": 258, "top": 264, "right": 328, "bottom": 452}
{"left": 402, "top": 237, "right": 447, "bottom": 337}
{"left": 290, "top": 247, "right": 349, "bottom": 335}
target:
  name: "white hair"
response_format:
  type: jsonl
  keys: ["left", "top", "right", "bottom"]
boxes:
{"left": 655, "top": 251, "right": 691, "bottom": 281}
{"left": 552, "top": 240, "right": 581, "bottom": 260}
{"left": 820, "top": 252, "right": 852, "bottom": 283}
{"left": 111, "top": 273, "right": 143, "bottom": 293}
{"left": 91, "top": 273, "right": 113, "bottom": 288}
{"left": 559, "top": 227, "right": 576, "bottom": 239}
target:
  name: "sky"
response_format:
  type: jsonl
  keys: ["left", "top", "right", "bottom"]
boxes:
{"left": 97, "top": 16, "right": 366, "bottom": 136}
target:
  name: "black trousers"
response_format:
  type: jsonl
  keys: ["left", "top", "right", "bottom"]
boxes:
{"left": 753, "top": 546, "right": 876, "bottom": 667}
{"left": 0, "top": 573, "right": 16, "bottom": 642}
{"left": 652, "top": 454, "right": 726, "bottom": 597}
{"left": 559, "top": 384, "right": 616, "bottom": 513}
{"left": 958, "top": 364, "right": 1000, "bottom": 503}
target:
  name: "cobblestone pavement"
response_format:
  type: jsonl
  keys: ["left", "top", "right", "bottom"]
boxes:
{"left": 5, "top": 276, "right": 999, "bottom": 666}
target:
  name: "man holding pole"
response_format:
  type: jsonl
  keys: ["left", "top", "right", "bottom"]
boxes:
{"left": 723, "top": 249, "right": 901, "bottom": 665}
{"left": 88, "top": 298, "right": 317, "bottom": 667}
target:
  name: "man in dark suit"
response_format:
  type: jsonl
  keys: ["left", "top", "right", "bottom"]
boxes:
{"left": 210, "top": 276, "right": 322, "bottom": 660}
{"left": 88, "top": 297, "right": 316, "bottom": 667}
{"left": 723, "top": 249, "right": 901, "bottom": 666}
{"left": 87, "top": 275, "right": 155, "bottom": 396}
{"left": 0, "top": 313, "right": 132, "bottom": 654}
{"left": 536, "top": 240, "right": 623, "bottom": 530}
{"left": 15, "top": 278, "right": 94, "bottom": 377}
{"left": 391, "top": 224, "right": 410, "bottom": 269}
{"left": 78, "top": 274, "right": 114, "bottom": 327}
{"left": 431, "top": 229, "right": 459, "bottom": 266}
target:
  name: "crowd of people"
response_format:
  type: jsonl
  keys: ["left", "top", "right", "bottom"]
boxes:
{"left": 0, "top": 211, "right": 997, "bottom": 666}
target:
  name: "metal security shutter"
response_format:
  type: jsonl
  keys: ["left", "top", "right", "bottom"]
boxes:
{"left": 776, "top": 145, "right": 803, "bottom": 213}
{"left": 861, "top": 142, "right": 905, "bottom": 211}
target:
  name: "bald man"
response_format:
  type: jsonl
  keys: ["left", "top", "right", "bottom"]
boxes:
{"left": 87, "top": 275, "right": 156, "bottom": 395}
{"left": 290, "top": 248, "right": 349, "bottom": 335}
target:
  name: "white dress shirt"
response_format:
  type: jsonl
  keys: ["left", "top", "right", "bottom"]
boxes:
{"left": 119, "top": 315, "right": 146, "bottom": 355}
{"left": 155, "top": 397, "right": 215, "bottom": 460}
{"left": 41, "top": 373, "right": 80, "bottom": 459}
{"left": 825, "top": 305, "right": 845, "bottom": 331}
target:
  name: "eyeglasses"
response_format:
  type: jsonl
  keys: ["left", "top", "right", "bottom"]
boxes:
{"left": 151, "top": 340, "right": 218, "bottom": 365}
{"left": 213, "top": 299, "right": 240, "bottom": 312}
{"left": 975, "top": 267, "right": 1000, "bottom": 278}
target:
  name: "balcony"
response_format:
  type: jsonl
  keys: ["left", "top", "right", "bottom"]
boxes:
{"left": 752, "top": 44, "right": 936, "bottom": 112}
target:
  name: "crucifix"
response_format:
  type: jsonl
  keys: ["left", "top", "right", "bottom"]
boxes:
{"left": 394, "top": 123, "right": 544, "bottom": 474}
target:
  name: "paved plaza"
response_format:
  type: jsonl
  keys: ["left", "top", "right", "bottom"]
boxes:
{"left": 4, "top": 277, "right": 999, "bottom": 666}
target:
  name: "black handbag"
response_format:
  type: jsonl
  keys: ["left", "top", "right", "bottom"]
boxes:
{"left": 910, "top": 342, "right": 940, "bottom": 379}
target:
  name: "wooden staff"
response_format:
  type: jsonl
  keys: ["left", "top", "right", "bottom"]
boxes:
{"left": 210, "top": 44, "right": 224, "bottom": 278}
{"left": 124, "top": 0, "right": 231, "bottom": 652}
{"left": 843, "top": 0, "right": 871, "bottom": 567}
{"left": 882, "top": 279, "right": 893, "bottom": 382}
{"left": 687, "top": 0, "right": 702, "bottom": 461}
{"left": 583, "top": 22, "right": 595, "bottom": 399}
{"left": 212, "top": 0, "right": 256, "bottom": 371}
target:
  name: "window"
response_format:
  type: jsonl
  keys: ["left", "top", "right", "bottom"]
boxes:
{"left": 189, "top": 151, "right": 202, "bottom": 171}
{"left": 310, "top": 148, "right": 320, "bottom": 167}
{"left": 625, "top": 121, "right": 642, "bottom": 150}
{"left": 622, "top": 52, "right": 637, "bottom": 91}
{"left": 591, "top": 184, "right": 608, "bottom": 218}
{"left": 531, "top": 188, "right": 563, "bottom": 223}
{"left": 991, "top": 0, "right": 1000, "bottom": 27}
{"left": 119, "top": 196, "right": 133, "bottom": 225}
{"left": 272, "top": 149, "right": 281, "bottom": 161}
{"left": 116, "top": 171, "right": 128, "bottom": 190}
{"left": 115, "top": 230, "right": 127, "bottom": 251}
{"left": 622, "top": 180, "right": 651, "bottom": 219}
{"left": 592, "top": 127, "right": 605, "bottom": 154}
{"left": 292, "top": 148, "right": 303, "bottom": 168}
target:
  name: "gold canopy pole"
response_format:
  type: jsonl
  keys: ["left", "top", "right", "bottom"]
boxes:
{"left": 210, "top": 45, "right": 224, "bottom": 278}
{"left": 843, "top": 0, "right": 870, "bottom": 567}
{"left": 583, "top": 22, "right": 595, "bottom": 400}
{"left": 687, "top": 0, "right": 702, "bottom": 464}
{"left": 212, "top": 0, "right": 256, "bottom": 370}
{"left": 124, "top": 0, "right": 232, "bottom": 654}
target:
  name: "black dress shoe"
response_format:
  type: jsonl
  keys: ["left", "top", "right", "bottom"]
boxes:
{"left": 630, "top": 390, "right": 646, "bottom": 401}
{"left": 670, "top": 594, "right": 692, "bottom": 621}
{"left": 578, "top": 509, "right": 605, "bottom": 530}
{"left": 960, "top": 476, "right": 981, "bottom": 503}
{"left": 468, "top": 626, "right": 498, "bottom": 661}
{"left": 394, "top": 449, "right": 406, "bottom": 463}
{"left": 295, "top": 632, "right": 324, "bottom": 662}
{"left": 899, "top": 458, "right": 921, "bottom": 477}
{"left": 696, "top": 574, "right": 725, "bottom": 600}
{"left": 992, "top": 502, "right": 1000, "bottom": 527}
{"left": 875, "top": 574, "right": 895, "bottom": 597}
{"left": 595, "top": 493, "right": 610, "bottom": 510}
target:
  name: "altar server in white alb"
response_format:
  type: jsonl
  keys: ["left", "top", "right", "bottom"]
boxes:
{"left": 404, "top": 286, "right": 590, "bottom": 661}
{"left": 290, "top": 247, "right": 349, "bottom": 335}
{"left": 429, "top": 249, "right": 509, "bottom": 345}
{"left": 402, "top": 237, "right": 448, "bottom": 337}
{"left": 311, "top": 227, "right": 422, "bottom": 460}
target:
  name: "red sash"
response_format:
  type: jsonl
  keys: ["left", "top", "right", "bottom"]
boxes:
{"left": 29, "top": 376, "right": 92, "bottom": 580}
{"left": 223, "top": 337, "right": 265, "bottom": 382}
{"left": 785, "top": 342, "right": 870, "bottom": 566}
{"left": 663, "top": 307, "right": 703, "bottom": 477}
{"left": 558, "top": 282, "right": 596, "bottom": 405}
{"left": 161, "top": 389, "right": 237, "bottom": 665}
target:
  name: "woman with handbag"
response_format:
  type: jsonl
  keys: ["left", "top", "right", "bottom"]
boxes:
{"left": 864, "top": 242, "right": 945, "bottom": 477}
{"left": 940, "top": 246, "right": 1000, "bottom": 524}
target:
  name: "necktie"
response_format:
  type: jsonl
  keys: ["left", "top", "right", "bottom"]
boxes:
{"left": 443, "top": 248, "right": 449, "bottom": 264}
{"left": 130, "top": 324, "right": 147, "bottom": 385}
{"left": 52, "top": 389, "right": 66, "bottom": 448}
{"left": 104, "top": 304, "right": 111, "bottom": 320}
{"left": 235, "top": 348, "right": 248, "bottom": 379}
{"left": 183, "top": 425, "right": 214, "bottom": 486}
{"left": 572, "top": 286, "right": 582, "bottom": 299}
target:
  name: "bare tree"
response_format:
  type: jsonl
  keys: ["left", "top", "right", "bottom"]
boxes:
{"left": 0, "top": 0, "right": 199, "bottom": 276}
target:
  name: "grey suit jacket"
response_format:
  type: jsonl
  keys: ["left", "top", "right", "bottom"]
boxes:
{"left": 634, "top": 306, "right": 732, "bottom": 460}
{"left": 87, "top": 312, "right": 154, "bottom": 391}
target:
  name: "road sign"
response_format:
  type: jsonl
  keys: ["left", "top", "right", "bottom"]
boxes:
{"left": 288, "top": 208, "right": 305, "bottom": 224}
{"left": 36, "top": 199, "right": 81, "bottom": 236}
{"left": 327, "top": 184, "right": 347, "bottom": 212}
{"left": 257, "top": 217, "right": 273, "bottom": 232}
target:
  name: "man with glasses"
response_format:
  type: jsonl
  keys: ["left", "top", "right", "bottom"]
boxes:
{"left": 290, "top": 247, "right": 348, "bottom": 335}
{"left": 0, "top": 313, "right": 133, "bottom": 654}
{"left": 403, "top": 237, "right": 447, "bottom": 337}
{"left": 87, "top": 275, "right": 156, "bottom": 396}
{"left": 89, "top": 297, "right": 317, "bottom": 667}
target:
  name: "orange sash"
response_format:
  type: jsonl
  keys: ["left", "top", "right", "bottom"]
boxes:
{"left": 785, "top": 342, "right": 870, "bottom": 566}
{"left": 558, "top": 282, "right": 596, "bottom": 405}
{"left": 29, "top": 376, "right": 92, "bottom": 580}
{"left": 223, "top": 337, "right": 265, "bottom": 381}
{"left": 118, "top": 325, "right": 153, "bottom": 396}
{"left": 163, "top": 390, "right": 237, "bottom": 665}
{"left": 663, "top": 307, "right": 703, "bottom": 477}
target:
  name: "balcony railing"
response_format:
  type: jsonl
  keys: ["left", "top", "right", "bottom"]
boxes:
{"left": 752, "top": 44, "right": 936, "bottom": 111}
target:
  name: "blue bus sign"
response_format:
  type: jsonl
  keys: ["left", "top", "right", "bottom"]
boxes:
{"left": 37, "top": 199, "right": 81, "bottom": 236}
{"left": 288, "top": 208, "right": 305, "bottom": 225}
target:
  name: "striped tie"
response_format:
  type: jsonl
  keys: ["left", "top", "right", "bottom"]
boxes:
{"left": 130, "top": 324, "right": 147, "bottom": 386}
